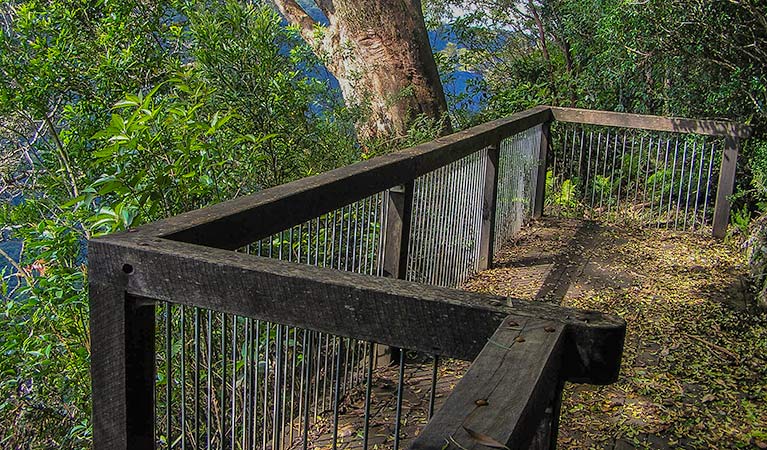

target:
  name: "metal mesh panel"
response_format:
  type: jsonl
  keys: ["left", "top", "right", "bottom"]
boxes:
{"left": 152, "top": 125, "right": 546, "bottom": 449}
{"left": 547, "top": 123, "right": 724, "bottom": 231}
{"left": 155, "top": 193, "right": 389, "bottom": 449}
{"left": 406, "top": 149, "right": 488, "bottom": 288}
{"left": 494, "top": 125, "right": 542, "bottom": 250}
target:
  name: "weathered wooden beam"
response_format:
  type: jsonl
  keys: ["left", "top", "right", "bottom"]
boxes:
{"left": 478, "top": 143, "right": 500, "bottom": 271}
{"left": 712, "top": 136, "right": 739, "bottom": 238}
{"left": 121, "top": 107, "right": 552, "bottom": 248}
{"left": 91, "top": 235, "right": 625, "bottom": 383}
{"left": 89, "top": 263, "right": 155, "bottom": 450}
{"left": 533, "top": 121, "right": 551, "bottom": 218}
{"left": 409, "top": 317, "right": 565, "bottom": 450}
{"left": 382, "top": 183, "right": 414, "bottom": 279}
{"left": 551, "top": 106, "right": 752, "bottom": 139}
{"left": 379, "top": 182, "right": 415, "bottom": 365}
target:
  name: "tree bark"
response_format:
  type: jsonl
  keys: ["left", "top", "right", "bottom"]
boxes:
{"left": 274, "top": 0, "right": 452, "bottom": 141}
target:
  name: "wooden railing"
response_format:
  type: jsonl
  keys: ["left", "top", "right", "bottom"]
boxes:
{"left": 89, "top": 106, "right": 749, "bottom": 449}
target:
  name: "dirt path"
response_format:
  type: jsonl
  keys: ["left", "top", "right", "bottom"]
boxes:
{"left": 296, "top": 218, "right": 767, "bottom": 449}
{"left": 465, "top": 218, "right": 766, "bottom": 449}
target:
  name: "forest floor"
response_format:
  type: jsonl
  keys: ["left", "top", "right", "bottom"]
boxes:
{"left": 463, "top": 217, "right": 767, "bottom": 449}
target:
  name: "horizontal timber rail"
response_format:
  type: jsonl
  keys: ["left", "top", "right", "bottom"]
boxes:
{"left": 90, "top": 105, "right": 749, "bottom": 449}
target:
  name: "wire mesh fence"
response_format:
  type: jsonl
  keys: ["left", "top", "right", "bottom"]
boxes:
{"left": 152, "top": 125, "right": 546, "bottom": 449}
{"left": 155, "top": 192, "right": 391, "bottom": 449}
{"left": 547, "top": 122, "right": 724, "bottom": 231}
{"left": 494, "top": 125, "right": 542, "bottom": 250}
{"left": 406, "top": 148, "right": 487, "bottom": 288}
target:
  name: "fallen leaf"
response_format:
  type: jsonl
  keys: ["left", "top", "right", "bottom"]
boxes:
{"left": 515, "top": 336, "right": 526, "bottom": 343}
{"left": 475, "top": 398, "right": 489, "bottom": 406}
{"left": 462, "top": 426, "right": 510, "bottom": 449}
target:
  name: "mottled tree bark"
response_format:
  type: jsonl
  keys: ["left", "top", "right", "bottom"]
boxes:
{"left": 274, "top": 0, "right": 451, "bottom": 141}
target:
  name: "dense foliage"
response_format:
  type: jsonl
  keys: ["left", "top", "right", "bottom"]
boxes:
{"left": 426, "top": 0, "right": 767, "bottom": 301}
{"left": 0, "top": 1, "right": 356, "bottom": 447}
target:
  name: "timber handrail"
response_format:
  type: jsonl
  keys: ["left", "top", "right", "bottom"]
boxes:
{"left": 130, "top": 106, "right": 553, "bottom": 249}
{"left": 89, "top": 105, "right": 751, "bottom": 449}
{"left": 550, "top": 106, "right": 752, "bottom": 139}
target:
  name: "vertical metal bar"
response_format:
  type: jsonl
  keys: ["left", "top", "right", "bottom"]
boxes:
{"left": 322, "top": 333, "right": 331, "bottom": 414}
{"left": 650, "top": 138, "right": 661, "bottom": 220}
{"left": 534, "top": 122, "right": 550, "bottom": 218}
{"left": 289, "top": 328, "right": 298, "bottom": 445}
{"left": 626, "top": 132, "right": 636, "bottom": 208}
{"left": 616, "top": 132, "right": 628, "bottom": 213}
{"left": 668, "top": 138, "right": 681, "bottom": 228}
{"left": 194, "top": 308, "right": 200, "bottom": 448}
{"left": 272, "top": 325, "right": 283, "bottom": 450}
{"left": 301, "top": 332, "right": 313, "bottom": 450}
{"left": 323, "top": 214, "right": 330, "bottom": 268}
{"left": 598, "top": 130, "right": 610, "bottom": 212}
{"left": 607, "top": 131, "right": 620, "bottom": 217}
{"left": 676, "top": 140, "right": 690, "bottom": 229}
{"left": 180, "top": 306, "right": 187, "bottom": 450}
{"left": 230, "top": 316, "right": 237, "bottom": 450}
{"left": 692, "top": 140, "right": 706, "bottom": 229}
{"left": 219, "top": 313, "right": 226, "bottom": 448}
{"left": 251, "top": 320, "right": 261, "bottom": 448}
{"left": 242, "top": 318, "right": 249, "bottom": 450}
{"left": 206, "top": 310, "right": 212, "bottom": 449}
{"left": 585, "top": 131, "right": 594, "bottom": 215}
{"left": 331, "top": 337, "right": 343, "bottom": 450}
{"left": 362, "top": 341, "right": 375, "bottom": 450}
{"left": 358, "top": 197, "right": 369, "bottom": 275}
{"left": 568, "top": 125, "right": 577, "bottom": 187}
{"left": 658, "top": 138, "right": 672, "bottom": 227}
{"left": 166, "top": 303, "right": 172, "bottom": 447}
{"left": 370, "top": 194, "right": 381, "bottom": 275}
{"left": 262, "top": 323, "right": 271, "bottom": 450}
{"left": 590, "top": 131, "right": 601, "bottom": 211}
{"left": 642, "top": 137, "right": 651, "bottom": 212}
{"left": 296, "top": 329, "right": 304, "bottom": 440}
{"left": 428, "top": 355, "right": 439, "bottom": 420}
{"left": 393, "top": 349, "right": 406, "bottom": 450}
{"left": 703, "top": 141, "right": 716, "bottom": 226}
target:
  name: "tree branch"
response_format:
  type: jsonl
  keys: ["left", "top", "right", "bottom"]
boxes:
{"left": 273, "top": 0, "right": 317, "bottom": 45}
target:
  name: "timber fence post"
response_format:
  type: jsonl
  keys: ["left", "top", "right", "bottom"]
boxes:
{"left": 534, "top": 120, "right": 551, "bottom": 219}
{"left": 712, "top": 135, "right": 739, "bottom": 238}
{"left": 90, "top": 246, "right": 155, "bottom": 450}
{"left": 378, "top": 181, "right": 414, "bottom": 366}
{"left": 478, "top": 141, "right": 501, "bottom": 271}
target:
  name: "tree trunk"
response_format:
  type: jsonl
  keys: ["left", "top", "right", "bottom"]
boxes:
{"left": 274, "top": 0, "right": 451, "bottom": 141}
{"left": 527, "top": 0, "right": 557, "bottom": 100}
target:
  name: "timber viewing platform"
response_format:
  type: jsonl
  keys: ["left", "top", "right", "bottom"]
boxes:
{"left": 89, "top": 106, "right": 754, "bottom": 449}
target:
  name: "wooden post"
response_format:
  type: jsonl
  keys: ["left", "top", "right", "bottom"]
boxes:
{"left": 534, "top": 120, "right": 551, "bottom": 219}
{"left": 478, "top": 142, "right": 500, "bottom": 271}
{"left": 712, "top": 136, "right": 739, "bottom": 238}
{"left": 90, "top": 249, "right": 155, "bottom": 450}
{"left": 382, "top": 182, "right": 414, "bottom": 279}
{"left": 378, "top": 181, "right": 414, "bottom": 365}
